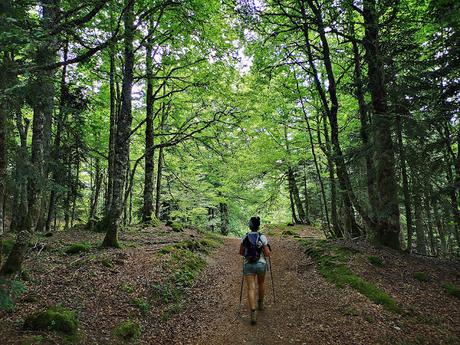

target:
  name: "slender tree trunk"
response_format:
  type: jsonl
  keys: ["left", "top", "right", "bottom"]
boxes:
{"left": 46, "top": 41, "right": 68, "bottom": 232}
{"left": 287, "top": 166, "right": 307, "bottom": 224}
{"left": 142, "top": 37, "right": 155, "bottom": 222}
{"left": 105, "top": 44, "right": 117, "bottom": 214}
{"left": 300, "top": 0, "right": 373, "bottom": 233}
{"left": 294, "top": 75, "right": 331, "bottom": 235}
{"left": 351, "top": 33, "right": 377, "bottom": 220}
{"left": 220, "top": 202, "right": 229, "bottom": 236}
{"left": 10, "top": 111, "right": 29, "bottom": 233}
{"left": 154, "top": 84, "right": 168, "bottom": 220}
{"left": 321, "top": 117, "right": 342, "bottom": 237}
{"left": 396, "top": 115, "right": 413, "bottom": 252}
{"left": 0, "top": 53, "right": 12, "bottom": 237}
{"left": 362, "top": 0, "right": 401, "bottom": 249}
{"left": 88, "top": 157, "right": 102, "bottom": 224}
{"left": 424, "top": 191, "right": 436, "bottom": 256}
{"left": 154, "top": 147, "right": 164, "bottom": 220}
{"left": 433, "top": 198, "right": 447, "bottom": 256}
{"left": 70, "top": 157, "right": 80, "bottom": 228}
{"left": 289, "top": 190, "right": 299, "bottom": 224}
{"left": 413, "top": 182, "right": 426, "bottom": 255}
{"left": 102, "top": 0, "right": 134, "bottom": 248}
{"left": 1, "top": 0, "right": 57, "bottom": 274}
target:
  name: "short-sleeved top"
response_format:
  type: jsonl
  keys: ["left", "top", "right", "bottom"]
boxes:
{"left": 241, "top": 232, "right": 268, "bottom": 264}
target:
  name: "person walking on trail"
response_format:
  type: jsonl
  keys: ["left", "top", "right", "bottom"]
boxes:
{"left": 239, "top": 216, "right": 271, "bottom": 325}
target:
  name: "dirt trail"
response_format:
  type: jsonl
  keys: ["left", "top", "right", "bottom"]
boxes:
{"left": 148, "top": 227, "right": 414, "bottom": 345}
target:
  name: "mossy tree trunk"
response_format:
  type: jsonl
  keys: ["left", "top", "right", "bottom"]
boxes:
{"left": 102, "top": 0, "right": 134, "bottom": 248}
{"left": 362, "top": 0, "right": 401, "bottom": 249}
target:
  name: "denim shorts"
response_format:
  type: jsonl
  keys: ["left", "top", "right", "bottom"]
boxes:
{"left": 243, "top": 261, "right": 267, "bottom": 276}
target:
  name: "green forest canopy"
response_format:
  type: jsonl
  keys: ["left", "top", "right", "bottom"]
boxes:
{"left": 0, "top": 0, "right": 459, "bottom": 273}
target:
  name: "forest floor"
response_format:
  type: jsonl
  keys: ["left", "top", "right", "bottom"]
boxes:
{"left": 0, "top": 224, "right": 459, "bottom": 344}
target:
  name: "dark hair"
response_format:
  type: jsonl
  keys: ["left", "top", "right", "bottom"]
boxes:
{"left": 248, "top": 216, "right": 260, "bottom": 231}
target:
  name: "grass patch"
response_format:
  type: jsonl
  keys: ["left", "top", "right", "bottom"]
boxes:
{"left": 0, "top": 278, "right": 27, "bottom": 312}
{"left": 162, "top": 303, "right": 183, "bottom": 321}
{"left": 21, "top": 335, "right": 45, "bottom": 345}
{"left": 153, "top": 237, "right": 213, "bottom": 317}
{"left": 114, "top": 320, "right": 141, "bottom": 341}
{"left": 24, "top": 306, "right": 78, "bottom": 337}
{"left": 302, "top": 240, "right": 400, "bottom": 313}
{"left": 132, "top": 298, "right": 149, "bottom": 314}
{"left": 368, "top": 256, "right": 384, "bottom": 267}
{"left": 441, "top": 282, "right": 460, "bottom": 299}
{"left": 1, "top": 239, "right": 15, "bottom": 256}
{"left": 413, "top": 272, "right": 430, "bottom": 282}
{"left": 65, "top": 242, "right": 92, "bottom": 255}
{"left": 121, "top": 282, "right": 135, "bottom": 294}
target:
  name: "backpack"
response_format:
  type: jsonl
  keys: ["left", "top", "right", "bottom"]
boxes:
{"left": 243, "top": 232, "right": 263, "bottom": 263}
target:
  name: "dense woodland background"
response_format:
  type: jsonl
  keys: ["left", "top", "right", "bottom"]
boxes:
{"left": 0, "top": 0, "right": 459, "bottom": 275}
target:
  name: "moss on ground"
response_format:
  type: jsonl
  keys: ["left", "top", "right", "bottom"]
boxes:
{"left": 368, "top": 256, "right": 384, "bottom": 267}
{"left": 65, "top": 242, "right": 92, "bottom": 255}
{"left": 413, "top": 272, "right": 430, "bottom": 282}
{"left": 23, "top": 306, "right": 78, "bottom": 337}
{"left": 114, "top": 320, "right": 141, "bottom": 340}
{"left": 1, "top": 239, "right": 15, "bottom": 256}
{"left": 441, "top": 282, "right": 460, "bottom": 299}
{"left": 301, "top": 240, "right": 401, "bottom": 313}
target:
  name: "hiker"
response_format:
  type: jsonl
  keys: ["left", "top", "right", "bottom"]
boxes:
{"left": 239, "top": 216, "right": 270, "bottom": 325}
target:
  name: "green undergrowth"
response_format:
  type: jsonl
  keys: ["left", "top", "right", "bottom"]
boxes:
{"left": 23, "top": 306, "right": 79, "bottom": 341}
{"left": 114, "top": 320, "right": 141, "bottom": 341}
{"left": 413, "top": 272, "right": 430, "bottom": 282}
{"left": 152, "top": 233, "right": 222, "bottom": 319}
{"left": 65, "top": 242, "right": 92, "bottom": 255}
{"left": 0, "top": 277, "right": 27, "bottom": 312}
{"left": 368, "top": 256, "right": 384, "bottom": 267}
{"left": 301, "top": 239, "right": 401, "bottom": 313}
{"left": 1, "top": 238, "right": 15, "bottom": 256}
{"left": 441, "top": 282, "right": 460, "bottom": 299}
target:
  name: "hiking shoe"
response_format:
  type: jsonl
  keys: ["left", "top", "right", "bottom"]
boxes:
{"left": 250, "top": 310, "right": 257, "bottom": 325}
{"left": 257, "top": 299, "right": 264, "bottom": 311}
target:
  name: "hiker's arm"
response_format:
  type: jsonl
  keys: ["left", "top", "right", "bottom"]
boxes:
{"left": 239, "top": 243, "right": 244, "bottom": 256}
{"left": 263, "top": 244, "right": 270, "bottom": 257}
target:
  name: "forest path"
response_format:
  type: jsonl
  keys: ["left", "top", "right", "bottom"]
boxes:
{"left": 149, "top": 226, "right": 404, "bottom": 345}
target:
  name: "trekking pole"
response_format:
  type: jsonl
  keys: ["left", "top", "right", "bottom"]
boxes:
{"left": 238, "top": 257, "right": 244, "bottom": 315}
{"left": 268, "top": 256, "right": 276, "bottom": 304}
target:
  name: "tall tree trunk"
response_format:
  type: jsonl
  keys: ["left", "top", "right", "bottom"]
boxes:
{"left": 433, "top": 198, "right": 447, "bottom": 256}
{"left": 294, "top": 75, "right": 331, "bottom": 235}
{"left": 351, "top": 32, "right": 377, "bottom": 220}
{"left": 396, "top": 115, "right": 413, "bottom": 252}
{"left": 300, "top": 0, "right": 373, "bottom": 233}
{"left": 0, "top": 53, "right": 12, "bottom": 237}
{"left": 142, "top": 37, "right": 155, "bottom": 222}
{"left": 154, "top": 147, "right": 164, "bottom": 220}
{"left": 154, "top": 84, "right": 168, "bottom": 220}
{"left": 362, "top": 0, "right": 401, "bottom": 249}
{"left": 413, "top": 181, "right": 426, "bottom": 255}
{"left": 1, "top": 0, "right": 57, "bottom": 274}
{"left": 101, "top": 0, "right": 134, "bottom": 248}
{"left": 10, "top": 111, "right": 29, "bottom": 233}
{"left": 46, "top": 41, "right": 68, "bottom": 232}
{"left": 287, "top": 166, "right": 307, "bottom": 224}
{"left": 220, "top": 202, "right": 229, "bottom": 236}
{"left": 105, "top": 43, "right": 117, "bottom": 214}
{"left": 289, "top": 190, "right": 299, "bottom": 224}
{"left": 88, "top": 157, "right": 102, "bottom": 225}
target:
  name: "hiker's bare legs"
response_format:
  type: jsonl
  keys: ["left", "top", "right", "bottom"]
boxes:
{"left": 245, "top": 274, "right": 257, "bottom": 310}
{"left": 257, "top": 273, "right": 265, "bottom": 301}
